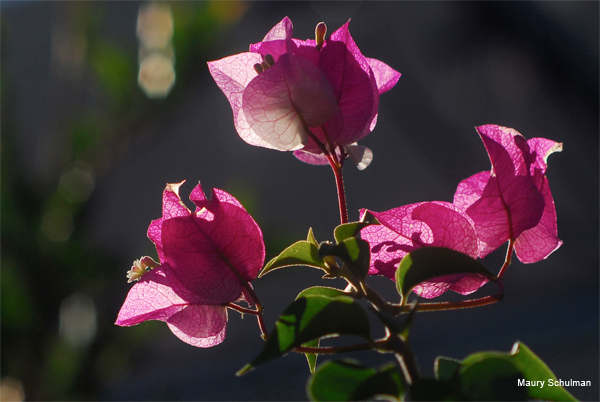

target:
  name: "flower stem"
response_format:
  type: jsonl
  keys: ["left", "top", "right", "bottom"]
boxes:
{"left": 497, "top": 239, "right": 514, "bottom": 278}
{"left": 227, "top": 299, "right": 269, "bottom": 340}
{"left": 299, "top": 121, "right": 349, "bottom": 224}
{"left": 408, "top": 292, "right": 503, "bottom": 312}
{"left": 256, "top": 307, "right": 268, "bottom": 340}
{"left": 229, "top": 278, "right": 269, "bottom": 340}
{"left": 392, "top": 279, "right": 504, "bottom": 314}
{"left": 226, "top": 302, "right": 259, "bottom": 315}
{"left": 363, "top": 281, "right": 504, "bottom": 315}
{"left": 328, "top": 154, "right": 349, "bottom": 224}
{"left": 243, "top": 285, "right": 269, "bottom": 340}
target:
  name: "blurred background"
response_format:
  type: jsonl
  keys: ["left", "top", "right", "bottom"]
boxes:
{"left": 2, "top": 1, "right": 598, "bottom": 400}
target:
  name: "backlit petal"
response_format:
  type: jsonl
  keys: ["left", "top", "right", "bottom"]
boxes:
{"left": 242, "top": 54, "right": 338, "bottom": 150}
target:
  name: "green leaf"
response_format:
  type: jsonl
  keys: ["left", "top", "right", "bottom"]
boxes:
{"left": 434, "top": 357, "right": 461, "bottom": 382}
{"left": 259, "top": 229, "right": 326, "bottom": 277}
{"left": 333, "top": 212, "right": 379, "bottom": 244}
{"left": 320, "top": 237, "right": 371, "bottom": 280}
{"left": 296, "top": 286, "right": 350, "bottom": 299}
{"left": 396, "top": 247, "right": 496, "bottom": 303}
{"left": 307, "top": 360, "right": 403, "bottom": 401}
{"left": 334, "top": 223, "right": 363, "bottom": 244}
{"left": 508, "top": 342, "right": 577, "bottom": 401}
{"left": 307, "top": 227, "right": 319, "bottom": 247}
{"left": 238, "top": 287, "right": 372, "bottom": 375}
{"left": 304, "top": 338, "right": 320, "bottom": 374}
{"left": 435, "top": 341, "right": 578, "bottom": 401}
{"left": 460, "top": 355, "right": 527, "bottom": 401}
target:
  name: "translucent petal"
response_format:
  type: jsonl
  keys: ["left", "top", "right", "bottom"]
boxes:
{"left": 361, "top": 201, "right": 478, "bottom": 280}
{"left": 293, "top": 150, "right": 329, "bottom": 165}
{"left": 115, "top": 266, "right": 190, "bottom": 327}
{"left": 207, "top": 53, "right": 277, "bottom": 149}
{"left": 324, "top": 21, "right": 378, "bottom": 144}
{"left": 366, "top": 57, "right": 402, "bottom": 95}
{"left": 242, "top": 54, "right": 338, "bottom": 150}
{"left": 514, "top": 177, "right": 562, "bottom": 263}
{"left": 118, "top": 182, "right": 265, "bottom": 348}
{"left": 167, "top": 305, "right": 228, "bottom": 348}
{"left": 346, "top": 144, "right": 373, "bottom": 170}
{"left": 459, "top": 126, "right": 546, "bottom": 257}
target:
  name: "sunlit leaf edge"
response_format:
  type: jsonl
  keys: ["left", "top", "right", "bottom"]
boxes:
{"left": 238, "top": 287, "right": 372, "bottom": 375}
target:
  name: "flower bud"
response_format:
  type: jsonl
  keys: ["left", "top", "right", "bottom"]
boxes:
{"left": 315, "top": 22, "right": 327, "bottom": 51}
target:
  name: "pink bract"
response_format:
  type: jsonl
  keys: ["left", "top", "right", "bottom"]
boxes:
{"left": 360, "top": 201, "right": 489, "bottom": 299}
{"left": 116, "top": 181, "right": 265, "bottom": 347}
{"left": 453, "top": 125, "right": 562, "bottom": 263}
{"left": 208, "top": 17, "right": 400, "bottom": 169}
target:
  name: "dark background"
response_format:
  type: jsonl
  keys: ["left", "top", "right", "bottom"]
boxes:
{"left": 2, "top": 1, "right": 598, "bottom": 400}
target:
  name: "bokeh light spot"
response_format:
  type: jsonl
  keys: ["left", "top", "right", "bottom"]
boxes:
{"left": 59, "top": 292, "right": 98, "bottom": 349}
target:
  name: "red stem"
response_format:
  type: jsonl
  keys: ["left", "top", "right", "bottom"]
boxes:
{"left": 226, "top": 300, "right": 268, "bottom": 340}
{"left": 243, "top": 285, "right": 269, "bottom": 340}
{"left": 392, "top": 279, "right": 504, "bottom": 314}
{"left": 364, "top": 280, "right": 504, "bottom": 315}
{"left": 497, "top": 239, "right": 514, "bottom": 278}
{"left": 226, "top": 302, "right": 259, "bottom": 315}
{"left": 408, "top": 291, "right": 504, "bottom": 312}
{"left": 326, "top": 151, "right": 348, "bottom": 224}
{"left": 256, "top": 308, "right": 268, "bottom": 340}
{"left": 299, "top": 121, "right": 349, "bottom": 225}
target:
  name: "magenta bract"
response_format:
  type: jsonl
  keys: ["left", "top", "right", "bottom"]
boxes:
{"left": 116, "top": 181, "right": 265, "bottom": 347}
{"left": 208, "top": 17, "right": 400, "bottom": 168}
{"left": 453, "top": 125, "right": 562, "bottom": 263}
{"left": 360, "top": 201, "right": 489, "bottom": 299}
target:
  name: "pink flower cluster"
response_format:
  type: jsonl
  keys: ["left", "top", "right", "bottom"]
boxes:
{"left": 208, "top": 17, "right": 400, "bottom": 169}
{"left": 115, "top": 182, "right": 265, "bottom": 347}
{"left": 361, "top": 125, "right": 562, "bottom": 298}
{"left": 116, "top": 18, "right": 563, "bottom": 349}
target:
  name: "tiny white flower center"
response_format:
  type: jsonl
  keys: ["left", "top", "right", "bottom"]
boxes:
{"left": 126, "top": 256, "right": 159, "bottom": 283}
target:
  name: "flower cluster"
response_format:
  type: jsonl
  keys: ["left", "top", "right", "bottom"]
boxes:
{"left": 208, "top": 17, "right": 400, "bottom": 169}
{"left": 117, "top": 17, "right": 562, "bottom": 357}
{"left": 361, "top": 124, "right": 561, "bottom": 297}
{"left": 116, "top": 181, "right": 265, "bottom": 347}
{"left": 454, "top": 125, "right": 562, "bottom": 263}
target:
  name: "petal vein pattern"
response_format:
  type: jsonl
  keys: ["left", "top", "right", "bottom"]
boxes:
{"left": 117, "top": 181, "right": 265, "bottom": 347}
{"left": 242, "top": 54, "right": 338, "bottom": 151}
{"left": 208, "top": 16, "right": 400, "bottom": 166}
{"left": 360, "top": 202, "right": 486, "bottom": 298}
{"left": 208, "top": 53, "right": 276, "bottom": 149}
{"left": 453, "top": 125, "right": 561, "bottom": 262}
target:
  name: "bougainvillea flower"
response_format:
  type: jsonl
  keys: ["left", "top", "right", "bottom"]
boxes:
{"left": 360, "top": 202, "right": 489, "bottom": 299}
{"left": 208, "top": 17, "right": 400, "bottom": 169}
{"left": 453, "top": 125, "right": 562, "bottom": 263}
{"left": 116, "top": 181, "right": 265, "bottom": 347}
